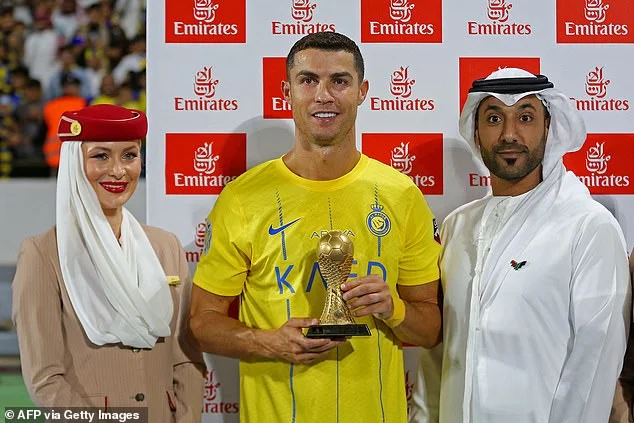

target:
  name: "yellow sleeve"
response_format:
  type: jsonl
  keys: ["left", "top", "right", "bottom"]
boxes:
{"left": 397, "top": 187, "right": 441, "bottom": 286}
{"left": 193, "top": 184, "right": 251, "bottom": 296}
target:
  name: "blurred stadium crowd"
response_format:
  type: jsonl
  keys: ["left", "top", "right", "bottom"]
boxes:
{"left": 0, "top": 0, "right": 146, "bottom": 177}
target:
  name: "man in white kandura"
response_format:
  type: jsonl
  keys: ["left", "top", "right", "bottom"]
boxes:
{"left": 413, "top": 67, "right": 631, "bottom": 423}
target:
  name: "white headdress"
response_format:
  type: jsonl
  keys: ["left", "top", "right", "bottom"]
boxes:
{"left": 459, "top": 68, "right": 586, "bottom": 178}
{"left": 56, "top": 142, "right": 173, "bottom": 348}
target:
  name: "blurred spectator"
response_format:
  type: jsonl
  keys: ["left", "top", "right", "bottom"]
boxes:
{"left": 116, "top": 81, "right": 140, "bottom": 110}
{"left": 43, "top": 73, "right": 86, "bottom": 171}
{"left": 52, "top": 0, "right": 81, "bottom": 43}
{"left": 8, "top": 65, "right": 29, "bottom": 109}
{"left": 84, "top": 47, "right": 107, "bottom": 99}
{"left": 12, "top": 0, "right": 33, "bottom": 27}
{"left": 91, "top": 72, "right": 116, "bottom": 105}
{"left": 23, "top": 7, "right": 59, "bottom": 91}
{"left": 73, "top": 2, "right": 109, "bottom": 53}
{"left": 16, "top": 78, "right": 44, "bottom": 122}
{"left": 0, "top": 135, "right": 13, "bottom": 178}
{"left": 1, "top": 92, "right": 36, "bottom": 163}
{"left": 0, "top": 41, "right": 9, "bottom": 94}
{"left": 0, "top": 95, "right": 16, "bottom": 178}
{"left": 104, "top": 29, "right": 126, "bottom": 71}
{"left": 114, "top": 0, "right": 144, "bottom": 40}
{"left": 5, "top": 24, "right": 26, "bottom": 70}
{"left": 100, "top": 0, "right": 130, "bottom": 69}
{"left": 112, "top": 32, "right": 144, "bottom": 85}
{"left": 46, "top": 44, "right": 91, "bottom": 101}
{"left": 100, "top": 0, "right": 114, "bottom": 24}
{"left": 128, "top": 68, "right": 145, "bottom": 112}
{"left": 15, "top": 78, "right": 46, "bottom": 158}
{"left": 0, "top": 5, "right": 14, "bottom": 41}
{"left": 0, "top": 0, "right": 147, "bottom": 177}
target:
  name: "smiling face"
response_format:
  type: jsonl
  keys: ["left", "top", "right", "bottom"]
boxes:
{"left": 475, "top": 95, "right": 550, "bottom": 191}
{"left": 81, "top": 141, "right": 142, "bottom": 214}
{"left": 282, "top": 48, "right": 368, "bottom": 148}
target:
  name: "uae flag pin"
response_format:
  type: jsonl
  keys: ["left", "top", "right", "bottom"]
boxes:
{"left": 510, "top": 260, "right": 527, "bottom": 270}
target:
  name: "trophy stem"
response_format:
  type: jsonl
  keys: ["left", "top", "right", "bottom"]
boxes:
{"left": 319, "top": 286, "right": 355, "bottom": 325}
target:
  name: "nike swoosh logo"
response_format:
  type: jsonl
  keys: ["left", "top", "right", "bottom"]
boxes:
{"left": 268, "top": 218, "right": 301, "bottom": 236}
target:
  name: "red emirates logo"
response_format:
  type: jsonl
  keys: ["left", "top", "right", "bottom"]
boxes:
{"left": 369, "top": 66, "right": 435, "bottom": 111}
{"left": 174, "top": 66, "right": 239, "bottom": 112}
{"left": 184, "top": 221, "right": 208, "bottom": 263}
{"left": 291, "top": 0, "right": 316, "bottom": 21}
{"left": 361, "top": 0, "right": 442, "bottom": 43}
{"left": 570, "top": 66, "right": 630, "bottom": 111}
{"left": 165, "top": 133, "right": 246, "bottom": 194}
{"left": 263, "top": 57, "right": 292, "bottom": 119}
{"left": 390, "top": 66, "right": 415, "bottom": 98}
{"left": 204, "top": 369, "right": 239, "bottom": 414}
{"left": 194, "top": 66, "right": 218, "bottom": 98}
{"left": 487, "top": 0, "right": 512, "bottom": 22}
{"left": 467, "top": 0, "right": 532, "bottom": 36}
{"left": 271, "top": 0, "right": 336, "bottom": 35}
{"left": 557, "top": 0, "right": 634, "bottom": 43}
{"left": 204, "top": 369, "right": 221, "bottom": 402}
{"left": 585, "top": 66, "right": 610, "bottom": 97}
{"left": 362, "top": 133, "right": 443, "bottom": 194}
{"left": 563, "top": 134, "right": 634, "bottom": 194}
{"left": 165, "top": 0, "right": 246, "bottom": 43}
{"left": 458, "top": 57, "right": 540, "bottom": 112}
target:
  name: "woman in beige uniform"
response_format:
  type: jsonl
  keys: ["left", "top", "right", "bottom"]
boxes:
{"left": 12, "top": 104, "right": 204, "bottom": 422}
{"left": 611, "top": 251, "right": 634, "bottom": 423}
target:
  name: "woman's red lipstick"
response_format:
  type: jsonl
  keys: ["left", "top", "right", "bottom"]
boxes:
{"left": 100, "top": 182, "right": 128, "bottom": 193}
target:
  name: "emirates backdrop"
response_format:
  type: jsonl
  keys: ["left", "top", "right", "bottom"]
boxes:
{"left": 147, "top": 1, "right": 634, "bottom": 420}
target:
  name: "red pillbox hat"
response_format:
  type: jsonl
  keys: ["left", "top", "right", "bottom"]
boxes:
{"left": 58, "top": 104, "right": 148, "bottom": 142}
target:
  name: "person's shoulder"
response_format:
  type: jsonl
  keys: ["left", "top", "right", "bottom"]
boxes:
{"left": 552, "top": 191, "right": 625, "bottom": 248}
{"left": 554, "top": 172, "right": 613, "bottom": 218}
{"left": 573, "top": 200, "right": 622, "bottom": 230}
{"left": 21, "top": 227, "right": 57, "bottom": 253}
{"left": 365, "top": 156, "right": 410, "bottom": 180}
{"left": 225, "top": 158, "right": 280, "bottom": 191}
{"left": 364, "top": 156, "right": 421, "bottom": 193}
{"left": 142, "top": 225, "right": 180, "bottom": 246}
{"left": 141, "top": 225, "right": 184, "bottom": 262}
{"left": 15, "top": 227, "right": 58, "bottom": 268}
{"left": 554, "top": 182, "right": 619, "bottom": 225}
{"left": 443, "top": 196, "right": 489, "bottom": 227}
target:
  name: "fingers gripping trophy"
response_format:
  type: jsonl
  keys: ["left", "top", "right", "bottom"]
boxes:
{"left": 306, "top": 230, "right": 371, "bottom": 338}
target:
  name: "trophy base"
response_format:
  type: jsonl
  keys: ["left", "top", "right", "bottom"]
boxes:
{"left": 305, "top": 324, "right": 371, "bottom": 338}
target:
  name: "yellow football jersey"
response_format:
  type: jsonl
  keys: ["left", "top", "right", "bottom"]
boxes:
{"left": 194, "top": 154, "right": 440, "bottom": 423}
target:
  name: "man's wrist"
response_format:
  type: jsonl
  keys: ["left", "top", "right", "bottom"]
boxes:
{"left": 383, "top": 297, "right": 406, "bottom": 328}
{"left": 248, "top": 327, "right": 274, "bottom": 358}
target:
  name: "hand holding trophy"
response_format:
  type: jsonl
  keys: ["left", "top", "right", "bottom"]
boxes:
{"left": 306, "top": 230, "right": 371, "bottom": 338}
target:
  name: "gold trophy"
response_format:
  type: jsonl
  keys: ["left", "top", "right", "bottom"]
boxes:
{"left": 306, "top": 230, "right": 371, "bottom": 338}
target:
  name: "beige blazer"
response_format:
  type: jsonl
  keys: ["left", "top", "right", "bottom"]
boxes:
{"left": 12, "top": 226, "right": 205, "bottom": 423}
{"left": 611, "top": 251, "right": 634, "bottom": 423}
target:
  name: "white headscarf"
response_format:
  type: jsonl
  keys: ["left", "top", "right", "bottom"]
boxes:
{"left": 56, "top": 142, "right": 173, "bottom": 348}
{"left": 459, "top": 68, "right": 587, "bottom": 179}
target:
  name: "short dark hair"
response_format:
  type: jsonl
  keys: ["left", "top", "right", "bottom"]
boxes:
{"left": 26, "top": 78, "right": 41, "bottom": 90}
{"left": 286, "top": 32, "right": 365, "bottom": 81}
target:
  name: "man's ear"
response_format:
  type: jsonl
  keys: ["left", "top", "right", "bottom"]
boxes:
{"left": 281, "top": 80, "right": 291, "bottom": 105}
{"left": 358, "top": 79, "right": 369, "bottom": 105}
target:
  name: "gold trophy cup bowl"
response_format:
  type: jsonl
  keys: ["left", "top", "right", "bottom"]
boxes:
{"left": 306, "top": 230, "right": 371, "bottom": 338}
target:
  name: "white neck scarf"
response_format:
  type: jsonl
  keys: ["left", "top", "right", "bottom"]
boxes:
{"left": 56, "top": 142, "right": 173, "bottom": 348}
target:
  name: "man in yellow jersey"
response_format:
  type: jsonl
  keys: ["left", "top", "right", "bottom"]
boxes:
{"left": 190, "top": 32, "right": 442, "bottom": 423}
